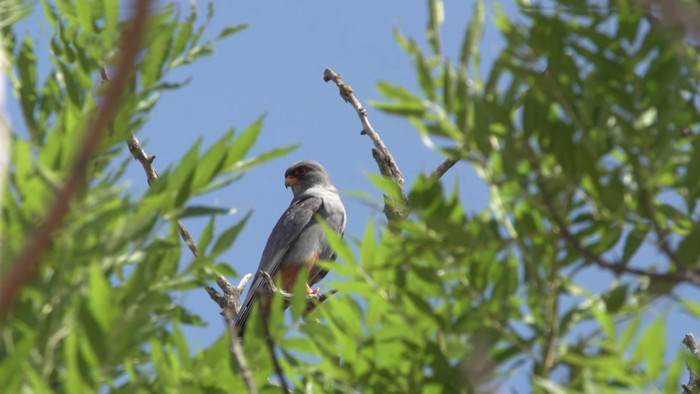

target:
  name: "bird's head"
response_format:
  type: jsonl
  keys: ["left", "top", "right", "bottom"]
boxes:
{"left": 284, "top": 160, "right": 332, "bottom": 195}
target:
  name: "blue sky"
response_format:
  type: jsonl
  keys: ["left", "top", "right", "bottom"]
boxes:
{"left": 6, "top": 0, "right": 700, "bottom": 390}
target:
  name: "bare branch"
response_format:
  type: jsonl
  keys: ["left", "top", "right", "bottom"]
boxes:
{"left": 0, "top": 0, "right": 153, "bottom": 317}
{"left": 223, "top": 308, "right": 258, "bottom": 394}
{"left": 259, "top": 283, "right": 291, "bottom": 393}
{"left": 126, "top": 134, "right": 200, "bottom": 257}
{"left": 323, "top": 68, "right": 407, "bottom": 220}
{"left": 431, "top": 157, "right": 459, "bottom": 179}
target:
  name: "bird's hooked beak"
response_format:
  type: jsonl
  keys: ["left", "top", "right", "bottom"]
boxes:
{"left": 285, "top": 175, "right": 298, "bottom": 189}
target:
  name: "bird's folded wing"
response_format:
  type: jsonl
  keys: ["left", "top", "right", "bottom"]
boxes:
{"left": 236, "top": 196, "right": 323, "bottom": 328}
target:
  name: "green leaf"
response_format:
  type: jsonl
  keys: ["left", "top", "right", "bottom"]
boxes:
{"left": 370, "top": 100, "right": 427, "bottom": 117}
{"left": 678, "top": 222, "right": 700, "bottom": 266}
{"left": 360, "top": 218, "right": 377, "bottom": 270}
{"left": 290, "top": 262, "right": 310, "bottom": 321}
{"left": 225, "top": 117, "right": 264, "bottom": 168}
{"left": 142, "top": 22, "right": 175, "bottom": 89}
{"left": 415, "top": 52, "right": 436, "bottom": 101}
{"left": 17, "top": 36, "right": 39, "bottom": 142}
{"left": 199, "top": 215, "right": 217, "bottom": 254}
{"left": 376, "top": 81, "right": 424, "bottom": 104}
{"left": 602, "top": 285, "right": 627, "bottom": 313}
{"left": 89, "top": 264, "right": 116, "bottom": 331}
{"left": 459, "top": 0, "right": 485, "bottom": 70}
{"left": 211, "top": 210, "right": 253, "bottom": 258}
{"left": 320, "top": 220, "right": 357, "bottom": 266}
{"left": 621, "top": 226, "right": 648, "bottom": 264}
{"left": 213, "top": 263, "right": 237, "bottom": 278}
{"left": 194, "top": 128, "right": 234, "bottom": 188}
{"left": 427, "top": 0, "right": 443, "bottom": 55}
{"left": 217, "top": 24, "right": 249, "bottom": 41}
{"left": 635, "top": 316, "right": 666, "bottom": 379}
{"left": 177, "top": 205, "right": 237, "bottom": 219}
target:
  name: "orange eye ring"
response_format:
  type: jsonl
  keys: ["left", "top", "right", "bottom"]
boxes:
{"left": 295, "top": 167, "right": 307, "bottom": 176}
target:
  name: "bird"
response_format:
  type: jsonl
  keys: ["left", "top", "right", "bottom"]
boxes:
{"left": 235, "top": 160, "right": 347, "bottom": 335}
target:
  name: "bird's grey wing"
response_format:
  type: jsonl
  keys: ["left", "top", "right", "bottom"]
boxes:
{"left": 309, "top": 189, "right": 347, "bottom": 285}
{"left": 235, "top": 196, "right": 323, "bottom": 330}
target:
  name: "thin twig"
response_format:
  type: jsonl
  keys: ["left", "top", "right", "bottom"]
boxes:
{"left": 223, "top": 308, "right": 258, "bottom": 394}
{"left": 0, "top": 0, "right": 152, "bottom": 317}
{"left": 126, "top": 133, "right": 199, "bottom": 257}
{"left": 431, "top": 157, "right": 459, "bottom": 179}
{"left": 258, "top": 285, "right": 291, "bottom": 393}
{"left": 540, "top": 187, "right": 700, "bottom": 286}
{"left": 100, "top": 33, "right": 252, "bottom": 394}
{"left": 683, "top": 333, "right": 700, "bottom": 393}
{"left": 323, "top": 68, "right": 407, "bottom": 220}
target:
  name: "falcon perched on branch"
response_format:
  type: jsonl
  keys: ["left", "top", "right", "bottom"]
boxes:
{"left": 236, "top": 160, "right": 346, "bottom": 335}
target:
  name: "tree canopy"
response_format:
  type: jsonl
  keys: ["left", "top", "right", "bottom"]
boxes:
{"left": 2, "top": 0, "right": 700, "bottom": 392}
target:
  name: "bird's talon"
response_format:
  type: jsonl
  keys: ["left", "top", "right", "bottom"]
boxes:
{"left": 307, "top": 284, "right": 320, "bottom": 295}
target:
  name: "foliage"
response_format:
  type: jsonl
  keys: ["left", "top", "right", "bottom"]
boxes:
{"left": 2, "top": 0, "right": 700, "bottom": 393}
{"left": 0, "top": 1, "right": 291, "bottom": 392}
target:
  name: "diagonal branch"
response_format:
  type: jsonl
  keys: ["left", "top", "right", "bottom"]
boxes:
{"left": 323, "top": 68, "right": 462, "bottom": 220}
{"left": 0, "top": 0, "right": 152, "bottom": 318}
{"left": 126, "top": 135, "right": 198, "bottom": 256}
{"left": 540, "top": 187, "right": 700, "bottom": 286}
{"left": 432, "top": 157, "right": 459, "bottom": 179}
{"left": 323, "top": 68, "right": 407, "bottom": 220}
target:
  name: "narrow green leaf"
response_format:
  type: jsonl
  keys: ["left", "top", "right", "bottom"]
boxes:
{"left": 89, "top": 264, "right": 116, "bottom": 331}
{"left": 211, "top": 210, "right": 253, "bottom": 258}
{"left": 213, "top": 263, "right": 237, "bottom": 278}
{"left": 376, "top": 81, "right": 424, "bottom": 103}
{"left": 290, "top": 262, "right": 310, "bottom": 321}
{"left": 415, "top": 53, "right": 436, "bottom": 101}
{"left": 320, "top": 220, "right": 357, "bottom": 266}
{"left": 174, "top": 166, "right": 196, "bottom": 207}
{"left": 178, "top": 205, "right": 237, "bottom": 219}
{"left": 225, "top": 117, "right": 264, "bottom": 168}
{"left": 370, "top": 100, "right": 427, "bottom": 117}
{"left": 678, "top": 222, "right": 700, "bottom": 266}
{"left": 142, "top": 23, "right": 174, "bottom": 89}
{"left": 75, "top": 0, "right": 93, "bottom": 34}
{"left": 459, "top": 0, "right": 485, "bottom": 70}
{"left": 635, "top": 316, "right": 666, "bottom": 379}
{"left": 360, "top": 218, "right": 377, "bottom": 270}
{"left": 17, "top": 36, "right": 39, "bottom": 142}
{"left": 199, "top": 215, "right": 216, "bottom": 253}
{"left": 217, "top": 24, "right": 249, "bottom": 41}
{"left": 427, "top": 0, "right": 444, "bottom": 55}
{"left": 621, "top": 226, "right": 648, "bottom": 264}
{"left": 442, "top": 62, "right": 456, "bottom": 113}
{"left": 194, "top": 128, "right": 234, "bottom": 189}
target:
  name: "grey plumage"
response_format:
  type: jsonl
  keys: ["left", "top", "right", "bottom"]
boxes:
{"left": 235, "top": 160, "right": 346, "bottom": 334}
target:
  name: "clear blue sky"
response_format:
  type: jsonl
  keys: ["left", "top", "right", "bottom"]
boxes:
{"left": 6, "top": 0, "right": 700, "bottom": 390}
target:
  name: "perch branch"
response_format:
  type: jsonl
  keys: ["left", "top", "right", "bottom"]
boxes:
{"left": 683, "top": 333, "right": 700, "bottom": 393}
{"left": 323, "top": 68, "right": 407, "bottom": 220}
{"left": 0, "top": 0, "right": 152, "bottom": 318}
{"left": 259, "top": 284, "right": 291, "bottom": 393}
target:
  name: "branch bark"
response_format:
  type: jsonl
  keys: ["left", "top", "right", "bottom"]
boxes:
{"left": 0, "top": 0, "right": 152, "bottom": 318}
{"left": 323, "top": 68, "right": 408, "bottom": 220}
{"left": 323, "top": 68, "right": 461, "bottom": 220}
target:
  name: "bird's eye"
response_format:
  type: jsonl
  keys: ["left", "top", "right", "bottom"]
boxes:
{"left": 295, "top": 167, "right": 307, "bottom": 176}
